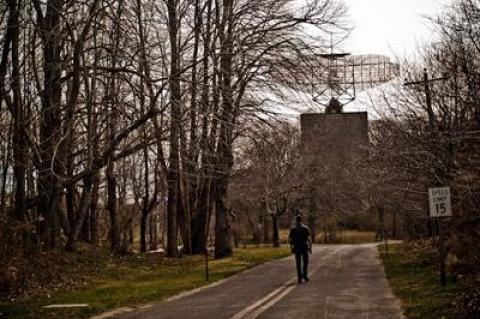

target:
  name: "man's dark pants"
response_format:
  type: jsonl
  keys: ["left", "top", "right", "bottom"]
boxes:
{"left": 294, "top": 248, "right": 309, "bottom": 281}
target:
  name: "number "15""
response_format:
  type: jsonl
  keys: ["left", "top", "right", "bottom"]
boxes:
{"left": 436, "top": 203, "right": 447, "bottom": 214}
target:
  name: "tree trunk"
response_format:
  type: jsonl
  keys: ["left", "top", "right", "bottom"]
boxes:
{"left": 189, "top": 0, "right": 213, "bottom": 256}
{"left": 105, "top": 0, "right": 124, "bottom": 253}
{"left": 65, "top": 186, "right": 76, "bottom": 231}
{"left": 166, "top": 0, "right": 181, "bottom": 258}
{"left": 89, "top": 174, "right": 100, "bottom": 244}
{"left": 214, "top": 180, "right": 232, "bottom": 258}
{"left": 107, "top": 161, "right": 120, "bottom": 251}
{"left": 36, "top": 0, "right": 64, "bottom": 249}
{"left": 140, "top": 209, "right": 148, "bottom": 252}
{"left": 0, "top": 131, "right": 10, "bottom": 212}
{"left": 149, "top": 213, "right": 157, "bottom": 250}
{"left": 214, "top": 0, "right": 235, "bottom": 259}
{"left": 262, "top": 201, "right": 270, "bottom": 242}
{"left": 376, "top": 206, "right": 385, "bottom": 241}
{"left": 9, "top": 0, "right": 26, "bottom": 226}
{"left": 0, "top": 2, "right": 14, "bottom": 215}
{"left": 179, "top": 122, "right": 192, "bottom": 254}
{"left": 65, "top": 176, "right": 93, "bottom": 251}
{"left": 392, "top": 210, "right": 397, "bottom": 239}
{"left": 272, "top": 213, "right": 280, "bottom": 248}
{"left": 191, "top": 181, "right": 210, "bottom": 253}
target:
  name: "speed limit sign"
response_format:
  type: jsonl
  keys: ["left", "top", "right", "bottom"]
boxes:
{"left": 428, "top": 187, "right": 452, "bottom": 217}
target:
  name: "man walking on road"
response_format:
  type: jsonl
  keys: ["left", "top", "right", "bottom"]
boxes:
{"left": 288, "top": 215, "right": 312, "bottom": 284}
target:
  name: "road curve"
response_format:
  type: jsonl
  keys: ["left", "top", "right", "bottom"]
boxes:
{"left": 111, "top": 244, "right": 404, "bottom": 319}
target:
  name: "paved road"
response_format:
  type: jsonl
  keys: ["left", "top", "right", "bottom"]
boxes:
{"left": 112, "top": 244, "right": 404, "bottom": 319}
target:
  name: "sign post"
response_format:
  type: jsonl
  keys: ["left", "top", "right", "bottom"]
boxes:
{"left": 205, "top": 247, "right": 210, "bottom": 282}
{"left": 428, "top": 187, "right": 452, "bottom": 286}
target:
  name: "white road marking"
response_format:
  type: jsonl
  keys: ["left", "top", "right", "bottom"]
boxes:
{"left": 229, "top": 247, "right": 346, "bottom": 319}
{"left": 88, "top": 304, "right": 152, "bottom": 319}
{"left": 43, "top": 304, "right": 89, "bottom": 308}
{"left": 245, "top": 284, "right": 297, "bottom": 319}
{"left": 229, "top": 278, "right": 297, "bottom": 319}
{"left": 165, "top": 257, "right": 288, "bottom": 303}
{"left": 89, "top": 307, "right": 134, "bottom": 319}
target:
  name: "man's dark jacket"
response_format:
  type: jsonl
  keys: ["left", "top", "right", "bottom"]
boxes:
{"left": 289, "top": 224, "right": 310, "bottom": 253}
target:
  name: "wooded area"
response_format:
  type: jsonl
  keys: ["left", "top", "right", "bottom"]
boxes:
{"left": 367, "top": 1, "right": 480, "bottom": 315}
{"left": 0, "top": 0, "right": 346, "bottom": 259}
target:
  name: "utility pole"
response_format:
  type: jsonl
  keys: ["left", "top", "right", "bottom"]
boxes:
{"left": 403, "top": 68, "right": 449, "bottom": 130}
{"left": 423, "top": 69, "right": 435, "bottom": 129}
{"left": 405, "top": 69, "right": 451, "bottom": 287}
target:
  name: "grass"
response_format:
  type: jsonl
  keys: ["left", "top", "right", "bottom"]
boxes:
{"left": 322, "top": 230, "right": 376, "bottom": 244}
{"left": 379, "top": 243, "right": 459, "bottom": 319}
{"left": 279, "top": 229, "right": 290, "bottom": 244}
{"left": 280, "top": 228, "right": 376, "bottom": 245}
{"left": 0, "top": 246, "right": 290, "bottom": 319}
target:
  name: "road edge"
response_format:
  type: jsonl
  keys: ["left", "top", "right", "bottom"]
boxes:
{"left": 89, "top": 253, "right": 293, "bottom": 319}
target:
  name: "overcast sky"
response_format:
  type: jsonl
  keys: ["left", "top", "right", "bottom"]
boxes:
{"left": 341, "top": 0, "right": 453, "bottom": 59}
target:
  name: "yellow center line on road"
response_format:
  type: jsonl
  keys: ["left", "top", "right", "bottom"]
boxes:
{"left": 229, "top": 247, "right": 346, "bottom": 319}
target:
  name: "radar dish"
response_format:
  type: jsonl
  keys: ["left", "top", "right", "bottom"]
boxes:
{"left": 311, "top": 53, "right": 400, "bottom": 108}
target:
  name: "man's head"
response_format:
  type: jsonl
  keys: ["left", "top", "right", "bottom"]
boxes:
{"left": 295, "top": 215, "right": 302, "bottom": 225}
